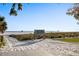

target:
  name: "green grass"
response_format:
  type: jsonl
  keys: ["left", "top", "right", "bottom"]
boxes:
{"left": 59, "top": 38, "right": 79, "bottom": 42}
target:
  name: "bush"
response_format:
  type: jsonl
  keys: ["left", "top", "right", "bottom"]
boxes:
{"left": 10, "top": 34, "right": 34, "bottom": 41}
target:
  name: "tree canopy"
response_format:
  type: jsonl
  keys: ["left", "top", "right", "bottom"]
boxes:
{"left": 9, "top": 3, "right": 22, "bottom": 16}
{"left": 66, "top": 3, "right": 79, "bottom": 22}
{"left": 0, "top": 16, "right": 7, "bottom": 33}
{"left": 3, "top": 3, "right": 23, "bottom": 16}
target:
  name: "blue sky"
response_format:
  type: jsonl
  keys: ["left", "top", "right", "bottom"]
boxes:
{"left": 0, "top": 3, "right": 79, "bottom": 31}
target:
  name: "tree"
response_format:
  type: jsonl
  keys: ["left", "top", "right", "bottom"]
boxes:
{"left": 0, "top": 16, "right": 7, "bottom": 42}
{"left": 3, "top": 3, "right": 23, "bottom": 16}
{"left": 66, "top": 3, "right": 79, "bottom": 22}
{"left": 10, "top": 3, "right": 22, "bottom": 16}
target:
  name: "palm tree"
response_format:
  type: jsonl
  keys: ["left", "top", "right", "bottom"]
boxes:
{"left": 3, "top": 3, "right": 23, "bottom": 16}
{"left": 2, "top": 3, "right": 30, "bottom": 16}
{"left": 0, "top": 16, "right": 7, "bottom": 42}
{"left": 9, "top": 3, "right": 22, "bottom": 16}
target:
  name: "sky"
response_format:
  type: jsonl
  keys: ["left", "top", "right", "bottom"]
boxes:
{"left": 0, "top": 3, "right": 79, "bottom": 32}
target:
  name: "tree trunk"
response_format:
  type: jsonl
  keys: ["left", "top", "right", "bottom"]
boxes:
{"left": 0, "top": 31, "right": 4, "bottom": 42}
{"left": 1, "top": 36, "right": 3, "bottom": 42}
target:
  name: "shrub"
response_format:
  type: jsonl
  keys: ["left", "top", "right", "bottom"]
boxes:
{"left": 10, "top": 34, "right": 34, "bottom": 41}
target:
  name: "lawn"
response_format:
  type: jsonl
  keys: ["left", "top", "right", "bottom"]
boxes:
{"left": 59, "top": 38, "right": 79, "bottom": 42}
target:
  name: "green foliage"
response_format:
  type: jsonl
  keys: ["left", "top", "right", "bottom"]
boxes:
{"left": 0, "top": 16, "right": 7, "bottom": 48}
{"left": 59, "top": 38, "right": 79, "bottom": 42}
{"left": 0, "top": 16, "right": 5, "bottom": 21}
{"left": 66, "top": 3, "right": 79, "bottom": 21}
{"left": 9, "top": 34, "right": 34, "bottom": 41}
{"left": 0, "top": 16, "right": 7, "bottom": 33}
{"left": 45, "top": 33, "right": 63, "bottom": 38}
{"left": 2, "top": 3, "right": 23, "bottom": 16}
{"left": 10, "top": 7, "right": 17, "bottom": 16}
{"left": 9, "top": 32, "right": 79, "bottom": 42}
{"left": 18, "top": 3, "right": 22, "bottom": 11}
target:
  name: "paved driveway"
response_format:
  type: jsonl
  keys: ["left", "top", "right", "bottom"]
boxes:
{"left": 0, "top": 37, "right": 79, "bottom": 56}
